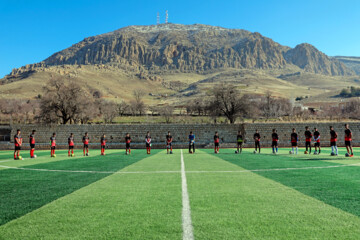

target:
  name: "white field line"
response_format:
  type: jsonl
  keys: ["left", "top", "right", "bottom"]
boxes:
{"left": 181, "top": 149, "right": 194, "bottom": 240}
{"left": 0, "top": 160, "right": 11, "bottom": 163}
{"left": 0, "top": 163, "right": 360, "bottom": 175}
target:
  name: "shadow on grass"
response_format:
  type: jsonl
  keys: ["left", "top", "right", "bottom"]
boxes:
{"left": 0, "top": 150, "right": 161, "bottom": 226}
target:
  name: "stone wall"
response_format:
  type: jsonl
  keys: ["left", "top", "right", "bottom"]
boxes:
{"left": 6, "top": 122, "right": 360, "bottom": 150}
{"left": 9, "top": 124, "right": 245, "bottom": 149}
{"left": 243, "top": 122, "right": 360, "bottom": 147}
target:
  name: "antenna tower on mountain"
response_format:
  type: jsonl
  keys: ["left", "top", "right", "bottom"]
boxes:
{"left": 157, "top": 12, "right": 160, "bottom": 25}
{"left": 165, "top": 10, "right": 168, "bottom": 24}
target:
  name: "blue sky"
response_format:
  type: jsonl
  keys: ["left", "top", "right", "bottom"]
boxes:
{"left": 0, "top": 0, "right": 359, "bottom": 77}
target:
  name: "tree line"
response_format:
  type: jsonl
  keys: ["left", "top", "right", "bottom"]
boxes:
{"left": 1, "top": 78, "right": 360, "bottom": 124}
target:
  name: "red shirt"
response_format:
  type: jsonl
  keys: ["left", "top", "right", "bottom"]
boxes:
{"left": 68, "top": 137, "right": 74, "bottom": 146}
{"left": 100, "top": 137, "right": 106, "bottom": 146}
{"left": 14, "top": 134, "right": 22, "bottom": 147}
{"left": 29, "top": 134, "right": 35, "bottom": 144}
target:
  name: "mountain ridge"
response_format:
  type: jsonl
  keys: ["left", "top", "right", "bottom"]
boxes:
{"left": 6, "top": 23, "right": 355, "bottom": 77}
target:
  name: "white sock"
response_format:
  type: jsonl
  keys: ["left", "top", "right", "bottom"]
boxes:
{"left": 331, "top": 146, "right": 334, "bottom": 153}
{"left": 296, "top": 147, "right": 298, "bottom": 154}
{"left": 335, "top": 146, "right": 338, "bottom": 155}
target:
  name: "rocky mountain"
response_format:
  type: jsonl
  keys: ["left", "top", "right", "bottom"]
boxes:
{"left": 284, "top": 43, "right": 352, "bottom": 76}
{"left": 8, "top": 24, "right": 354, "bottom": 77}
{"left": 334, "top": 56, "right": 360, "bottom": 75}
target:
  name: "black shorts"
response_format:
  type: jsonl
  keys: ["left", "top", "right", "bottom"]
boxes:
{"left": 345, "top": 141, "right": 352, "bottom": 147}
{"left": 101, "top": 145, "right": 105, "bottom": 149}
{"left": 69, "top": 146, "right": 74, "bottom": 149}
{"left": 237, "top": 142, "right": 243, "bottom": 146}
{"left": 30, "top": 144, "right": 35, "bottom": 149}
{"left": 214, "top": 142, "right": 219, "bottom": 147}
{"left": 83, "top": 144, "right": 89, "bottom": 148}
{"left": 291, "top": 142, "right": 297, "bottom": 147}
{"left": 272, "top": 141, "right": 278, "bottom": 147}
{"left": 15, "top": 146, "right": 21, "bottom": 151}
{"left": 330, "top": 141, "right": 337, "bottom": 146}
{"left": 146, "top": 143, "right": 151, "bottom": 148}
{"left": 314, "top": 142, "right": 320, "bottom": 147}
{"left": 51, "top": 146, "right": 56, "bottom": 150}
{"left": 167, "top": 143, "right": 172, "bottom": 148}
{"left": 305, "top": 141, "right": 311, "bottom": 146}
{"left": 126, "top": 143, "right": 131, "bottom": 149}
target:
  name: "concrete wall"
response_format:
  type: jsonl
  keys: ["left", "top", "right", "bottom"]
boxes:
{"left": 6, "top": 122, "right": 360, "bottom": 150}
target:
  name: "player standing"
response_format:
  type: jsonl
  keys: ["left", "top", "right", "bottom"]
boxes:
{"left": 145, "top": 131, "right": 152, "bottom": 154}
{"left": 189, "top": 131, "right": 195, "bottom": 154}
{"left": 125, "top": 133, "right": 132, "bottom": 155}
{"left": 330, "top": 126, "right": 338, "bottom": 156}
{"left": 253, "top": 130, "right": 261, "bottom": 153}
{"left": 290, "top": 128, "right": 298, "bottom": 154}
{"left": 29, "top": 130, "right": 36, "bottom": 158}
{"left": 272, "top": 129, "right": 279, "bottom": 154}
{"left": 50, "top": 133, "right": 56, "bottom": 157}
{"left": 100, "top": 134, "right": 106, "bottom": 155}
{"left": 82, "top": 132, "right": 90, "bottom": 156}
{"left": 14, "top": 129, "right": 22, "bottom": 160}
{"left": 166, "top": 131, "right": 173, "bottom": 154}
{"left": 304, "top": 126, "right": 312, "bottom": 154}
{"left": 214, "top": 131, "right": 220, "bottom": 154}
{"left": 345, "top": 124, "right": 354, "bottom": 157}
{"left": 236, "top": 130, "right": 243, "bottom": 154}
{"left": 68, "top": 133, "right": 75, "bottom": 157}
{"left": 313, "top": 128, "right": 321, "bottom": 154}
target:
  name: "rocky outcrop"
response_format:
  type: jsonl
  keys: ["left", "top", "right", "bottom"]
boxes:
{"left": 7, "top": 24, "right": 355, "bottom": 77}
{"left": 284, "top": 43, "right": 354, "bottom": 75}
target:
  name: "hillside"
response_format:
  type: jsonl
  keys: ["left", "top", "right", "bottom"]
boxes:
{"left": 1, "top": 24, "right": 359, "bottom": 105}
{"left": 334, "top": 56, "right": 360, "bottom": 75}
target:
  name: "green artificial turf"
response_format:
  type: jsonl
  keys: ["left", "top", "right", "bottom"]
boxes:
{"left": 0, "top": 149, "right": 158, "bottom": 226}
{"left": 213, "top": 148, "right": 360, "bottom": 218}
{"left": 1, "top": 148, "right": 360, "bottom": 239}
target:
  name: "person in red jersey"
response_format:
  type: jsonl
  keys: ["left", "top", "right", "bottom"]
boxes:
{"left": 82, "top": 132, "right": 90, "bottom": 156}
{"left": 14, "top": 129, "right": 22, "bottom": 160}
{"left": 100, "top": 134, "right": 106, "bottom": 155}
{"left": 344, "top": 124, "right": 354, "bottom": 157}
{"left": 125, "top": 133, "right": 131, "bottom": 155}
{"left": 145, "top": 131, "right": 152, "bottom": 154}
{"left": 50, "top": 133, "right": 56, "bottom": 157}
{"left": 253, "top": 130, "right": 261, "bottom": 153}
{"left": 290, "top": 128, "right": 298, "bottom": 154}
{"left": 313, "top": 128, "right": 321, "bottom": 155}
{"left": 166, "top": 131, "right": 173, "bottom": 154}
{"left": 68, "top": 133, "right": 75, "bottom": 157}
{"left": 214, "top": 131, "right": 220, "bottom": 154}
{"left": 29, "top": 130, "right": 36, "bottom": 158}
{"left": 304, "top": 126, "right": 312, "bottom": 154}
{"left": 330, "top": 126, "right": 338, "bottom": 156}
{"left": 272, "top": 129, "right": 279, "bottom": 154}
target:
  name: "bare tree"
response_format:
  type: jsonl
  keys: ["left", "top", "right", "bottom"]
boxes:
{"left": 118, "top": 101, "right": 129, "bottom": 116}
{"left": 343, "top": 99, "right": 360, "bottom": 119}
{"left": 159, "top": 106, "right": 174, "bottom": 123}
{"left": 98, "top": 100, "right": 118, "bottom": 123}
{"left": 39, "top": 77, "right": 93, "bottom": 124}
{"left": 208, "top": 84, "right": 248, "bottom": 124}
{"left": 131, "top": 90, "right": 146, "bottom": 115}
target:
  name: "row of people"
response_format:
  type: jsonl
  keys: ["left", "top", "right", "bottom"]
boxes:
{"left": 249, "top": 124, "right": 354, "bottom": 156}
{"left": 12, "top": 124, "right": 354, "bottom": 160}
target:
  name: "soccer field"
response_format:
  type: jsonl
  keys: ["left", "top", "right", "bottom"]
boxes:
{"left": 1, "top": 148, "right": 360, "bottom": 239}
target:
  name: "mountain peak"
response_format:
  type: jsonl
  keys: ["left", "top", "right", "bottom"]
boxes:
{"left": 7, "top": 24, "right": 355, "bottom": 77}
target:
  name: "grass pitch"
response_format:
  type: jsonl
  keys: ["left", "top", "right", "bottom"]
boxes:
{"left": 1, "top": 147, "right": 360, "bottom": 239}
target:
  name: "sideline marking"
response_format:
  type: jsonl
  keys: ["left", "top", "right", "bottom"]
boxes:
{"left": 181, "top": 149, "right": 194, "bottom": 240}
